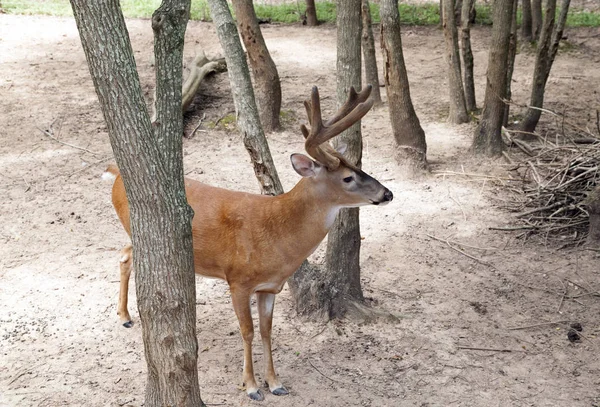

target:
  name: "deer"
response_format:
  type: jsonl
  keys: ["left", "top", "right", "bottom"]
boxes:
{"left": 104, "top": 85, "right": 393, "bottom": 401}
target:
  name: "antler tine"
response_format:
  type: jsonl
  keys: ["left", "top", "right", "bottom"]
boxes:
{"left": 325, "top": 84, "right": 372, "bottom": 126}
{"left": 302, "top": 85, "right": 374, "bottom": 170}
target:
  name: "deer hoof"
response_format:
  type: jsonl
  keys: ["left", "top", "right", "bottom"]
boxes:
{"left": 271, "top": 386, "right": 289, "bottom": 396}
{"left": 247, "top": 389, "right": 264, "bottom": 401}
{"left": 123, "top": 321, "right": 134, "bottom": 328}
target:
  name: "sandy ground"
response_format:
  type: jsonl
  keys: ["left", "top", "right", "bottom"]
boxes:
{"left": 1, "top": 13, "right": 600, "bottom": 407}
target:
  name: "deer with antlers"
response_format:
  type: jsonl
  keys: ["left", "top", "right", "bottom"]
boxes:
{"left": 105, "top": 85, "right": 392, "bottom": 401}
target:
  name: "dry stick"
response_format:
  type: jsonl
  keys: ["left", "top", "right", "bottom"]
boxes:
{"left": 457, "top": 345, "right": 525, "bottom": 353}
{"left": 449, "top": 193, "right": 467, "bottom": 221}
{"left": 432, "top": 171, "right": 515, "bottom": 181}
{"left": 425, "top": 234, "right": 496, "bottom": 268}
{"left": 187, "top": 113, "right": 207, "bottom": 139}
{"left": 37, "top": 127, "right": 101, "bottom": 156}
{"left": 489, "top": 225, "right": 536, "bottom": 231}
{"left": 507, "top": 320, "right": 570, "bottom": 330}
{"left": 307, "top": 359, "right": 341, "bottom": 384}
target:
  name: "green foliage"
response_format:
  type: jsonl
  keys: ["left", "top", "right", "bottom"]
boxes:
{"left": 3, "top": 0, "right": 600, "bottom": 28}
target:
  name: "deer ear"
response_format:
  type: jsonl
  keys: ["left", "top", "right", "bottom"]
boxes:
{"left": 335, "top": 142, "right": 348, "bottom": 156}
{"left": 291, "top": 154, "right": 317, "bottom": 177}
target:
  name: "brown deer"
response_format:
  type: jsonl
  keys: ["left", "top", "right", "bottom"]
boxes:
{"left": 105, "top": 85, "right": 393, "bottom": 401}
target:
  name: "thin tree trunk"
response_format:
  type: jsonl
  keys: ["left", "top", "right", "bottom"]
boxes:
{"left": 232, "top": 0, "right": 282, "bottom": 132}
{"left": 460, "top": 0, "right": 476, "bottom": 112}
{"left": 471, "top": 0, "right": 516, "bottom": 156}
{"left": 324, "top": 0, "right": 365, "bottom": 319}
{"left": 504, "top": 1, "right": 518, "bottom": 127}
{"left": 361, "top": 0, "right": 382, "bottom": 105}
{"left": 208, "top": 0, "right": 283, "bottom": 196}
{"left": 288, "top": 0, "right": 366, "bottom": 321}
{"left": 380, "top": 0, "right": 427, "bottom": 168}
{"left": 305, "top": 0, "right": 318, "bottom": 26}
{"left": 519, "top": 0, "right": 570, "bottom": 134}
{"left": 531, "top": 0, "right": 542, "bottom": 40}
{"left": 443, "top": 0, "right": 469, "bottom": 123}
{"left": 521, "top": 0, "right": 533, "bottom": 42}
{"left": 70, "top": 1, "right": 204, "bottom": 405}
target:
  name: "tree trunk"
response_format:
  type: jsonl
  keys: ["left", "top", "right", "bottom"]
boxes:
{"left": 70, "top": 1, "right": 204, "bottom": 406}
{"left": 471, "top": 0, "right": 516, "bottom": 156}
{"left": 380, "top": 0, "right": 427, "bottom": 169}
{"left": 232, "top": 0, "right": 282, "bottom": 132}
{"left": 583, "top": 186, "right": 600, "bottom": 246}
{"left": 460, "top": 0, "right": 476, "bottom": 112}
{"left": 288, "top": 0, "right": 366, "bottom": 321}
{"left": 305, "top": 0, "right": 318, "bottom": 26}
{"left": 521, "top": 0, "right": 533, "bottom": 42}
{"left": 361, "top": 0, "right": 382, "bottom": 105}
{"left": 518, "top": 0, "right": 571, "bottom": 134}
{"left": 531, "top": 0, "right": 542, "bottom": 41}
{"left": 504, "top": 1, "right": 518, "bottom": 127}
{"left": 443, "top": 0, "right": 469, "bottom": 124}
{"left": 208, "top": 0, "right": 283, "bottom": 196}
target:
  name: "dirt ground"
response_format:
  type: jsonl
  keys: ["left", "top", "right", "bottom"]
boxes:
{"left": 1, "top": 13, "right": 600, "bottom": 407}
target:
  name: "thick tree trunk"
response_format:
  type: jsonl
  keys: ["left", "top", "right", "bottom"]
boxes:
{"left": 583, "top": 186, "right": 600, "bottom": 246}
{"left": 208, "top": 0, "right": 283, "bottom": 196}
{"left": 443, "top": 0, "right": 469, "bottom": 124}
{"left": 380, "top": 0, "right": 427, "bottom": 169}
{"left": 531, "top": 0, "right": 543, "bottom": 41}
{"left": 70, "top": 1, "right": 204, "bottom": 406}
{"left": 521, "top": 0, "right": 533, "bottom": 42}
{"left": 232, "top": 0, "right": 282, "bottom": 132}
{"left": 471, "top": 0, "right": 516, "bottom": 156}
{"left": 288, "top": 0, "right": 366, "bottom": 321}
{"left": 460, "top": 0, "right": 476, "bottom": 112}
{"left": 305, "top": 0, "right": 318, "bottom": 26}
{"left": 519, "top": 0, "right": 571, "bottom": 134}
{"left": 504, "top": 2, "right": 518, "bottom": 127}
{"left": 361, "top": 0, "right": 382, "bottom": 105}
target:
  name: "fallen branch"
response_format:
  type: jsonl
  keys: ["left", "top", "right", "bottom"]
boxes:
{"left": 38, "top": 126, "right": 101, "bottom": 156}
{"left": 457, "top": 345, "right": 525, "bottom": 353}
{"left": 425, "top": 234, "right": 496, "bottom": 268}
{"left": 182, "top": 52, "right": 227, "bottom": 113}
{"left": 507, "top": 320, "right": 570, "bottom": 331}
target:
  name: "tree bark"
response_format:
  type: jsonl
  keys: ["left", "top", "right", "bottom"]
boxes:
{"left": 380, "top": 0, "right": 427, "bottom": 169}
{"left": 471, "top": 0, "right": 516, "bottom": 156}
{"left": 208, "top": 0, "right": 283, "bottom": 196}
{"left": 305, "top": 0, "right": 318, "bottom": 26}
{"left": 460, "top": 0, "right": 476, "bottom": 112}
{"left": 361, "top": 0, "right": 382, "bottom": 105}
{"left": 531, "top": 0, "right": 543, "bottom": 41}
{"left": 503, "top": 1, "right": 518, "bottom": 127}
{"left": 518, "top": 0, "right": 571, "bottom": 134}
{"left": 70, "top": 1, "right": 204, "bottom": 406}
{"left": 443, "top": 0, "right": 469, "bottom": 124}
{"left": 521, "top": 0, "right": 533, "bottom": 42}
{"left": 232, "top": 0, "right": 282, "bottom": 132}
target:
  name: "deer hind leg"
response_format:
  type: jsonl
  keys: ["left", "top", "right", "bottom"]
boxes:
{"left": 117, "top": 244, "right": 134, "bottom": 328}
{"left": 257, "top": 292, "right": 288, "bottom": 396}
{"left": 230, "top": 288, "right": 263, "bottom": 401}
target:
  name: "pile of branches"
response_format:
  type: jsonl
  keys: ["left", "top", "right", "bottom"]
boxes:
{"left": 501, "top": 124, "right": 599, "bottom": 246}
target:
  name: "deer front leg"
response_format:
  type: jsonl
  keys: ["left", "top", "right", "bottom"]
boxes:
{"left": 117, "top": 244, "right": 133, "bottom": 328}
{"left": 230, "top": 288, "right": 263, "bottom": 401}
{"left": 256, "top": 292, "right": 288, "bottom": 396}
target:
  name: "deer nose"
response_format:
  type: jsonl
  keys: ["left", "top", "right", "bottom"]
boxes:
{"left": 383, "top": 189, "right": 393, "bottom": 202}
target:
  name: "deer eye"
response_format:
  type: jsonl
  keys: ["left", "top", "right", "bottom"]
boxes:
{"left": 343, "top": 176, "right": 353, "bottom": 183}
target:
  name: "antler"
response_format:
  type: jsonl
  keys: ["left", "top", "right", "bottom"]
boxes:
{"left": 301, "top": 85, "right": 373, "bottom": 170}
